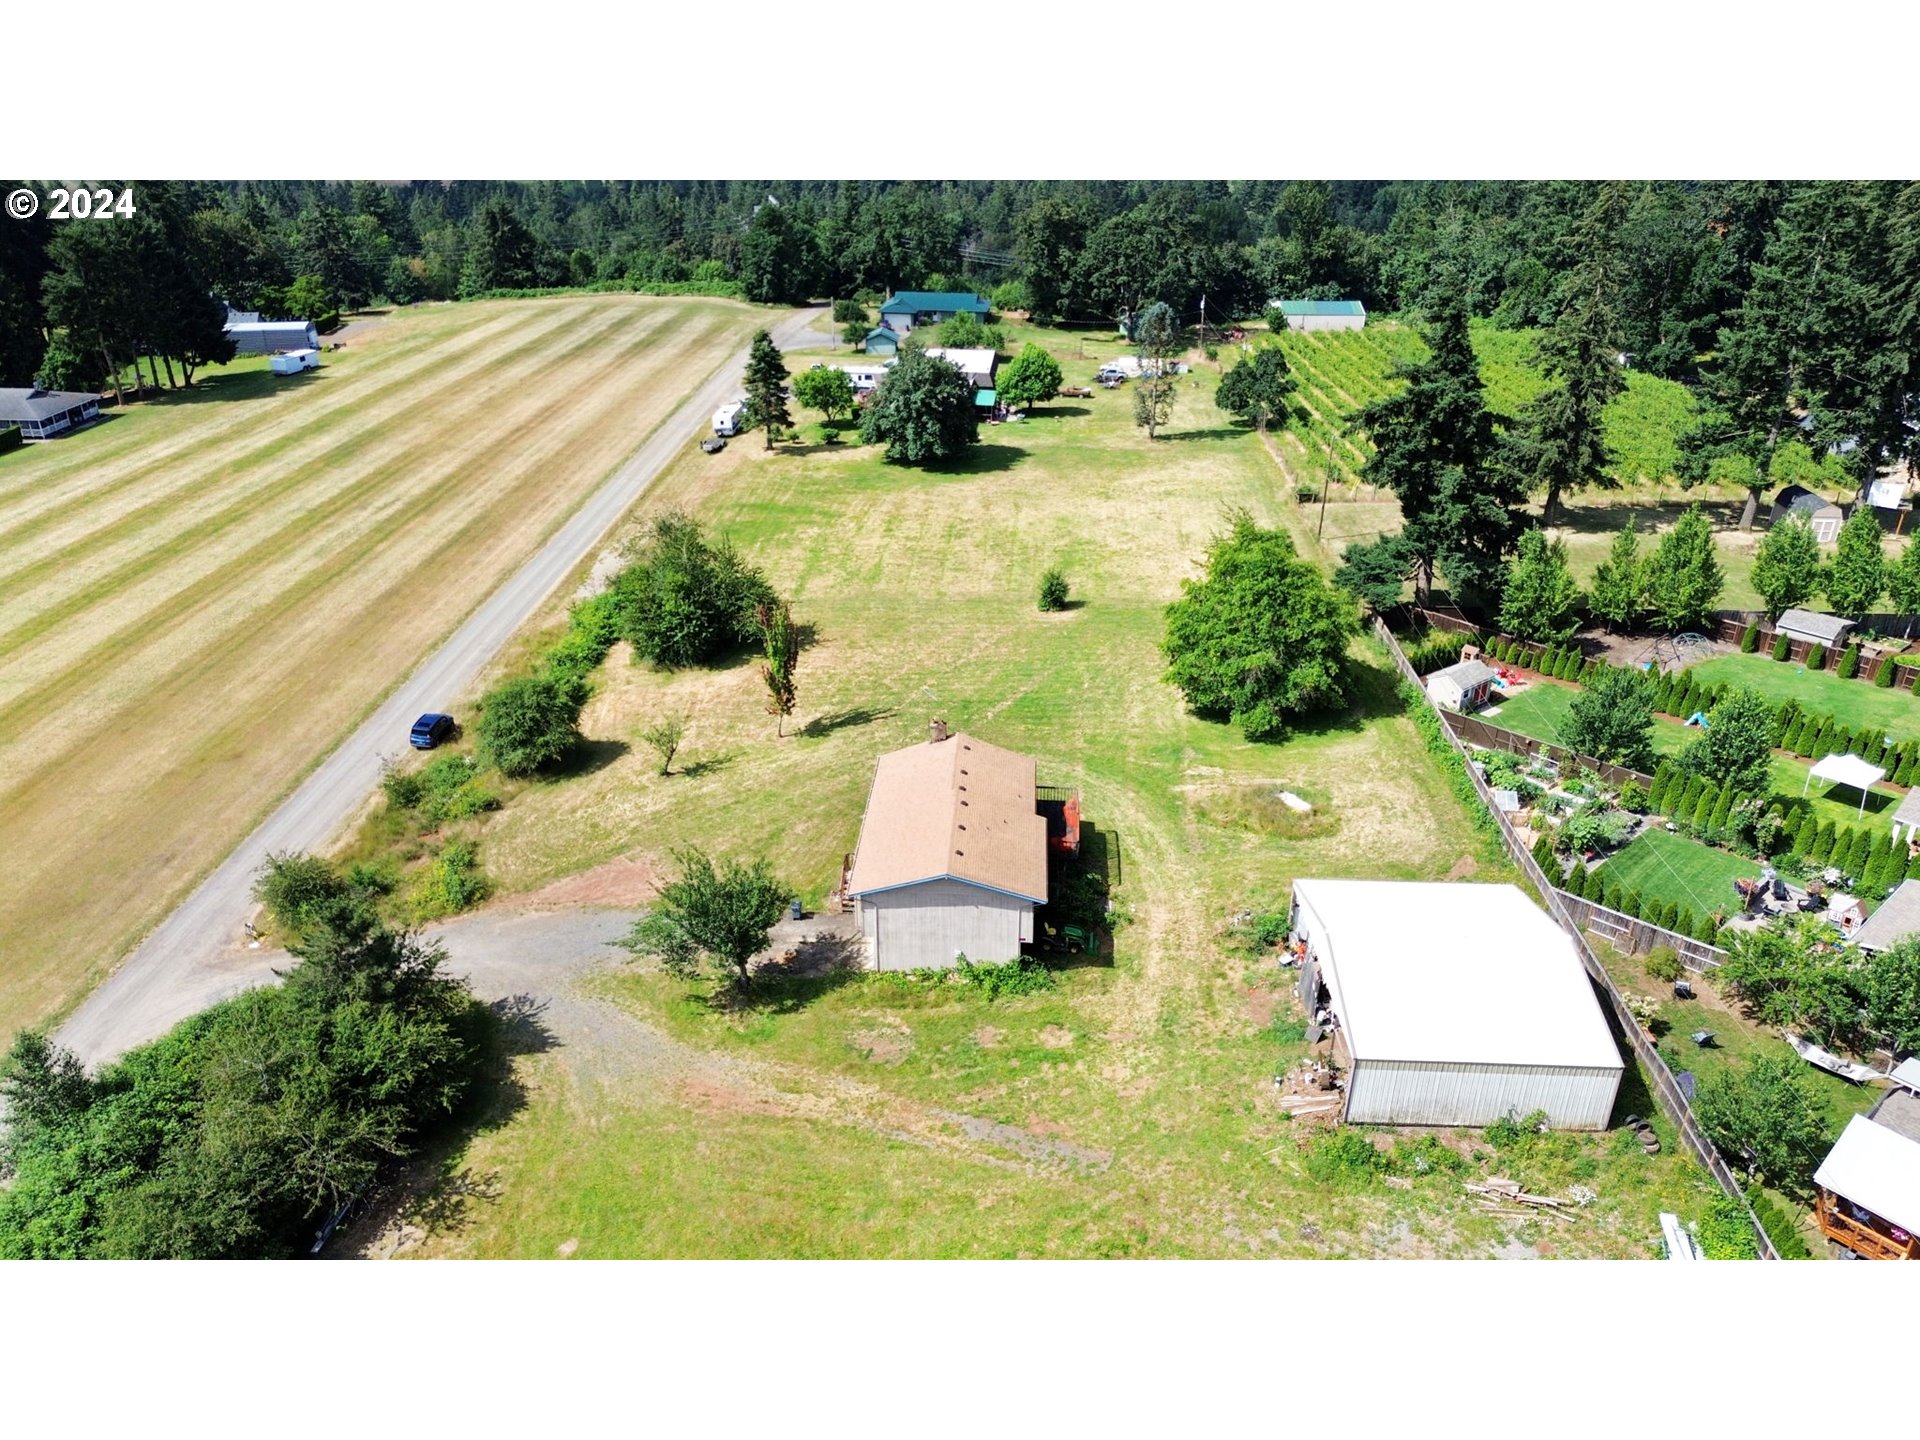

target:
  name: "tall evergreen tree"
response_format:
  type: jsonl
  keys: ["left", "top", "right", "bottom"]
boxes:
{"left": 742, "top": 330, "right": 792, "bottom": 451}
{"left": 1681, "top": 182, "right": 1894, "bottom": 527}
{"left": 1506, "top": 182, "right": 1630, "bottom": 523}
{"left": 1354, "top": 272, "right": 1522, "bottom": 606}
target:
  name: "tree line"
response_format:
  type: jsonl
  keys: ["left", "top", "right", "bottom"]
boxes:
{"left": 6, "top": 180, "right": 1912, "bottom": 468}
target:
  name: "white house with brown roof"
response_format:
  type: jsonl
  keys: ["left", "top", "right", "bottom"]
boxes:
{"left": 845, "top": 723, "right": 1048, "bottom": 970}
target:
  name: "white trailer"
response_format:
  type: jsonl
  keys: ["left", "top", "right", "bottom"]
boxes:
{"left": 712, "top": 400, "right": 746, "bottom": 436}
{"left": 269, "top": 349, "right": 320, "bottom": 375}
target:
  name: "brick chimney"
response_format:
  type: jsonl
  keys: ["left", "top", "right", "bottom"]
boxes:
{"left": 929, "top": 718, "right": 949, "bottom": 743}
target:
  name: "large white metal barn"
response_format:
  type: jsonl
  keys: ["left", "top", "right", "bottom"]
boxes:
{"left": 1289, "top": 879, "right": 1624, "bottom": 1129}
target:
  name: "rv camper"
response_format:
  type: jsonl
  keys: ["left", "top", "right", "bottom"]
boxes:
{"left": 269, "top": 349, "right": 320, "bottom": 375}
{"left": 712, "top": 400, "right": 746, "bottom": 436}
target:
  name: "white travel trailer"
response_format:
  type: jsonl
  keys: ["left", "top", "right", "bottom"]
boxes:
{"left": 269, "top": 349, "right": 320, "bottom": 375}
{"left": 712, "top": 400, "right": 746, "bottom": 436}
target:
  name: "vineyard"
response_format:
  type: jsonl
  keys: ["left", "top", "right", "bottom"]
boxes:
{"left": 1271, "top": 320, "right": 1698, "bottom": 494}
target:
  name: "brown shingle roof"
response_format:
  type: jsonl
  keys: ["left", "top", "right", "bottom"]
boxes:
{"left": 846, "top": 733, "right": 1048, "bottom": 903}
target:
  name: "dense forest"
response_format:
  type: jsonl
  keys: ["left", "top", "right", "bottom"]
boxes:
{"left": 2, "top": 179, "right": 1917, "bottom": 480}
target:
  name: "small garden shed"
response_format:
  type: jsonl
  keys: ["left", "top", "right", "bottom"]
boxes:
{"left": 1426, "top": 658, "right": 1498, "bottom": 714}
{"left": 1775, "top": 608, "right": 1855, "bottom": 650}
{"left": 1770, "top": 487, "right": 1845, "bottom": 542}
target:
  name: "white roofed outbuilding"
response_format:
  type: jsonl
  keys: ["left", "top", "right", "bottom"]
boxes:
{"left": 1288, "top": 880, "right": 1623, "bottom": 1129}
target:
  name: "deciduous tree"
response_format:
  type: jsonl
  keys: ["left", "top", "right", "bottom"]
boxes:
{"left": 1588, "top": 521, "right": 1646, "bottom": 632}
{"left": 1642, "top": 505, "right": 1723, "bottom": 631}
{"left": 1825, "top": 504, "right": 1886, "bottom": 618}
{"left": 1131, "top": 300, "right": 1181, "bottom": 439}
{"left": 1682, "top": 685, "right": 1775, "bottom": 799}
{"left": 475, "top": 672, "right": 589, "bottom": 777}
{"left": 996, "top": 343, "right": 1064, "bottom": 411}
{"left": 637, "top": 712, "right": 688, "bottom": 776}
{"left": 792, "top": 365, "right": 856, "bottom": 431}
{"left": 1498, "top": 529, "right": 1583, "bottom": 642}
{"left": 1695, "top": 1051, "right": 1831, "bottom": 1195}
{"left": 858, "top": 344, "right": 979, "bottom": 464}
{"left": 1214, "top": 346, "right": 1294, "bottom": 430}
{"left": 619, "top": 848, "right": 793, "bottom": 992}
{"left": 756, "top": 600, "right": 800, "bottom": 737}
{"left": 1751, "top": 515, "right": 1825, "bottom": 620}
{"left": 1560, "top": 666, "right": 1655, "bottom": 771}
{"left": 1162, "top": 512, "right": 1359, "bottom": 741}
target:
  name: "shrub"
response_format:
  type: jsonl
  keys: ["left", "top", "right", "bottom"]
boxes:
{"left": 1038, "top": 567, "right": 1071, "bottom": 612}
{"left": 1745, "top": 1184, "right": 1811, "bottom": 1259}
{"left": 1771, "top": 631, "right": 1792, "bottom": 660}
{"left": 954, "top": 955, "right": 1055, "bottom": 999}
{"left": 1806, "top": 642, "right": 1827, "bottom": 670}
{"left": 1694, "top": 1195, "right": 1760, "bottom": 1259}
{"left": 426, "top": 838, "right": 490, "bottom": 913}
{"left": 475, "top": 672, "right": 588, "bottom": 778}
{"left": 1837, "top": 643, "right": 1861, "bottom": 679}
{"left": 1875, "top": 654, "right": 1898, "bottom": 687}
{"left": 1618, "top": 779, "right": 1647, "bottom": 813}
{"left": 610, "top": 511, "right": 776, "bottom": 669}
{"left": 1304, "top": 1129, "right": 1386, "bottom": 1185}
{"left": 1740, "top": 622, "right": 1761, "bottom": 653}
{"left": 1694, "top": 913, "right": 1719, "bottom": 944}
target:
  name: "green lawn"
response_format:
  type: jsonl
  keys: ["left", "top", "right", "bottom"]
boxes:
{"left": 1478, "top": 680, "right": 1900, "bottom": 832}
{"left": 372, "top": 335, "right": 1720, "bottom": 1259}
{"left": 1597, "top": 829, "right": 1761, "bottom": 917}
{"left": 1690, "top": 653, "right": 1920, "bottom": 743}
{"left": 1483, "top": 683, "right": 1692, "bottom": 759}
{"left": 1597, "top": 939, "right": 1882, "bottom": 1255}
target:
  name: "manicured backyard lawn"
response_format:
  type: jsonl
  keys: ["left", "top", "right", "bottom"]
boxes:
{"left": 1596, "top": 829, "right": 1760, "bottom": 918}
{"left": 1481, "top": 681, "right": 1902, "bottom": 832}
{"left": 1690, "top": 654, "right": 1920, "bottom": 743}
{"left": 1483, "top": 683, "right": 1691, "bottom": 759}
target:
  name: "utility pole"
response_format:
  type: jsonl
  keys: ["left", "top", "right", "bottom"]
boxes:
{"left": 1317, "top": 429, "right": 1333, "bottom": 543}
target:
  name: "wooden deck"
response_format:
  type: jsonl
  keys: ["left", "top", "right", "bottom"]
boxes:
{"left": 1816, "top": 1189, "right": 1919, "bottom": 1260}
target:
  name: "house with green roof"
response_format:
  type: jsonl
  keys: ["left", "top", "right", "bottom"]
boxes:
{"left": 1269, "top": 299, "right": 1367, "bottom": 332}
{"left": 878, "top": 290, "right": 991, "bottom": 334}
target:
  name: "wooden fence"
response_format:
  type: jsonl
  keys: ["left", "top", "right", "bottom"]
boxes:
{"left": 1555, "top": 892, "right": 1726, "bottom": 972}
{"left": 1707, "top": 616, "right": 1919, "bottom": 687}
{"left": 1376, "top": 618, "right": 1778, "bottom": 1258}
{"left": 1443, "top": 711, "right": 1657, "bottom": 789}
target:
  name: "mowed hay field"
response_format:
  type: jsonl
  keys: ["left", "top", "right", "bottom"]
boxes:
{"left": 377, "top": 333, "right": 1715, "bottom": 1259}
{"left": 0, "top": 294, "right": 766, "bottom": 1036}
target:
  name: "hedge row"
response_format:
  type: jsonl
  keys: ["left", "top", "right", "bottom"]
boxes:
{"left": 1554, "top": 853, "right": 1722, "bottom": 944}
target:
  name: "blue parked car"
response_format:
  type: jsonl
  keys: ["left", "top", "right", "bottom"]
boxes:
{"left": 410, "top": 712, "right": 456, "bottom": 749}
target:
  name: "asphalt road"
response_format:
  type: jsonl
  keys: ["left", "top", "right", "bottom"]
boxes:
{"left": 54, "top": 305, "right": 827, "bottom": 1067}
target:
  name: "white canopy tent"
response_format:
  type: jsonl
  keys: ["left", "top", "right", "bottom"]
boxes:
{"left": 1803, "top": 752, "right": 1886, "bottom": 817}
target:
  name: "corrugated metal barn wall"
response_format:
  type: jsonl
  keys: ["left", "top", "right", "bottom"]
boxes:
{"left": 1346, "top": 1060, "right": 1621, "bottom": 1130}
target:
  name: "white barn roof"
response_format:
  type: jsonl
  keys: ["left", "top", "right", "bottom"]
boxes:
{"left": 1292, "top": 879, "right": 1622, "bottom": 1071}
{"left": 1815, "top": 1114, "right": 1920, "bottom": 1233}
